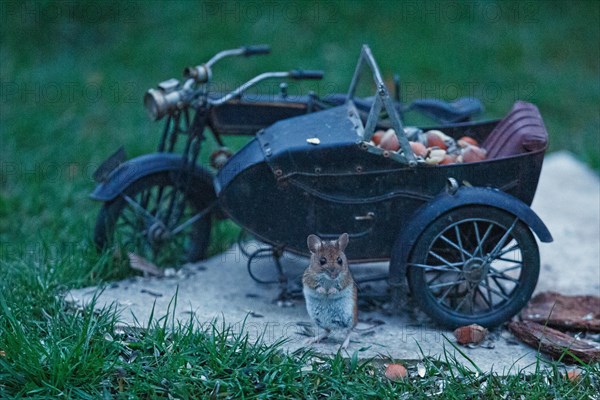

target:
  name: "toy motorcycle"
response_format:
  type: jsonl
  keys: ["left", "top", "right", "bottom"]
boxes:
{"left": 91, "top": 45, "right": 551, "bottom": 328}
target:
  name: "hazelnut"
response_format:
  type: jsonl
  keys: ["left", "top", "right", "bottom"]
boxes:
{"left": 426, "top": 132, "right": 448, "bottom": 150}
{"left": 453, "top": 324, "right": 488, "bottom": 345}
{"left": 372, "top": 130, "right": 385, "bottom": 145}
{"left": 461, "top": 145, "right": 487, "bottom": 163}
{"left": 409, "top": 141, "right": 428, "bottom": 157}
{"left": 439, "top": 154, "right": 456, "bottom": 165}
{"left": 379, "top": 129, "right": 400, "bottom": 151}
{"left": 458, "top": 136, "right": 479, "bottom": 147}
{"left": 385, "top": 363, "right": 407, "bottom": 381}
{"left": 425, "top": 148, "right": 447, "bottom": 165}
{"left": 427, "top": 130, "right": 454, "bottom": 149}
{"left": 565, "top": 369, "right": 582, "bottom": 382}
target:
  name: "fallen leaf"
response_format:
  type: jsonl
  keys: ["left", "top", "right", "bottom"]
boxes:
{"left": 385, "top": 363, "right": 407, "bottom": 381}
{"left": 454, "top": 324, "right": 488, "bottom": 345}
{"left": 128, "top": 253, "right": 164, "bottom": 277}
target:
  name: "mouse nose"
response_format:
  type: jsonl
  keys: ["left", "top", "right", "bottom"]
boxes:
{"left": 327, "top": 268, "right": 339, "bottom": 279}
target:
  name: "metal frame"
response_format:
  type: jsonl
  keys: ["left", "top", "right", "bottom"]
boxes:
{"left": 347, "top": 45, "right": 417, "bottom": 167}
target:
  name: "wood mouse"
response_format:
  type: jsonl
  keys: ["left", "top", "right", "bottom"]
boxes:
{"left": 302, "top": 233, "right": 357, "bottom": 349}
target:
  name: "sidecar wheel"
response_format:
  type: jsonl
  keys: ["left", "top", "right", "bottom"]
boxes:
{"left": 407, "top": 206, "right": 539, "bottom": 328}
{"left": 94, "top": 172, "right": 212, "bottom": 268}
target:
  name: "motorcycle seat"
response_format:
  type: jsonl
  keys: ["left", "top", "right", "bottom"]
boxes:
{"left": 405, "top": 97, "right": 484, "bottom": 124}
{"left": 322, "top": 94, "right": 483, "bottom": 124}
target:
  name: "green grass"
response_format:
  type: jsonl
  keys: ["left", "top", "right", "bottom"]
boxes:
{"left": 1, "top": 0, "right": 599, "bottom": 397}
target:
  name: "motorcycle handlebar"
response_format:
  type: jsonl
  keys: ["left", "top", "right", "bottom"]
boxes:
{"left": 241, "top": 45, "right": 271, "bottom": 56}
{"left": 185, "top": 45, "right": 272, "bottom": 83}
{"left": 288, "top": 69, "right": 324, "bottom": 80}
{"left": 151, "top": 47, "right": 325, "bottom": 118}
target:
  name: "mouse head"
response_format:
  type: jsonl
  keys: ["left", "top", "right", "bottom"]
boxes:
{"left": 307, "top": 233, "right": 349, "bottom": 279}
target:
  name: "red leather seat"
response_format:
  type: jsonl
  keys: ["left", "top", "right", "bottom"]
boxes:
{"left": 482, "top": 101, "right": 548, "bottom": 159}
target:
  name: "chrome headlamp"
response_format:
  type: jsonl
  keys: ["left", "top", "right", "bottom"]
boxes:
{"left": 143, "top": 78, "right": 183, "bottom": 121}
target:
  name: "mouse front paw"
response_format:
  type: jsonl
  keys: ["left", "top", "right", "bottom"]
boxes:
{"left": 327, "top": 287, "right": 339, "bottom": 295}
{"left": 316, "top": 286, "right": 327, "bottom": 294}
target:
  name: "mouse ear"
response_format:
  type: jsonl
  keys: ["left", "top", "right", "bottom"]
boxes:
{"left": 307, "top": 234, "right": 322, "bottom": 253}
{"left": 337, "top": 233, "right": 349, "bottom": 252}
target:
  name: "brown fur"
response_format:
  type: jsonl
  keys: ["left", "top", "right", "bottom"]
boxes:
{"left": 303, "top": 233, "right": 357, "bottom": 349}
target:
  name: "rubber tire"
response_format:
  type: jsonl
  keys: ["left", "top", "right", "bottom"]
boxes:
{"left": 94, "top": 171, "right": 212, "bottom": 266}
{"left": 407, "top": 206, "right": 540, "bottom": 328}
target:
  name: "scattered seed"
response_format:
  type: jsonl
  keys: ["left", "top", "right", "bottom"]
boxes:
{"left": 479, "top": 380, "right": 488, "bottom": 392}
{"left": 277, "top": 300, "right": 294, "bottom": 308}
{"left": 417, "top": 362, "right": 426, "bottom": 378}
{"left": 163, "top": 268, "right": 176, "bottom": 277}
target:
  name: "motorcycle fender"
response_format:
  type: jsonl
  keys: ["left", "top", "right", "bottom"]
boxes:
{"left": 89, "top": 153, "right": 215, "bottom": 202}
{"left": 389, "top": 186, "right": 553, "bottom": 287}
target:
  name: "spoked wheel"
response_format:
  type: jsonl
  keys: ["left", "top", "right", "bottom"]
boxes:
{"left": 407, "top": 206, "right": 539, "bottom": 328}
{"left": 94, "top": 172, "right": 213, "bottom": 268}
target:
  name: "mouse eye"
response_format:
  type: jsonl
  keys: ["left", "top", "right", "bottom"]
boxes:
{"left": 319, "top": 256, "right": 327, "bottom": 265}
{"left": 336, "top": 257, "right": 343, "bottom": 265}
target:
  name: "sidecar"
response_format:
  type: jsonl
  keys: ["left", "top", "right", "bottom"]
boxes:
{"left": 216, "top": 45, "right": 553, "bottom": 328}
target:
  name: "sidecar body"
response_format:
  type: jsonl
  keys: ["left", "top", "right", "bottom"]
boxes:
{"left": 216, "top": 102, "right": 550, "bottom": 257}
{"left": 215, "top": 45, "right": 551, "bottom": 260}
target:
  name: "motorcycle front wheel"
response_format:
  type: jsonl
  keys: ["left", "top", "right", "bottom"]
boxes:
{"left": 94, "top": 172, "right": 212, "bottom": 268}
